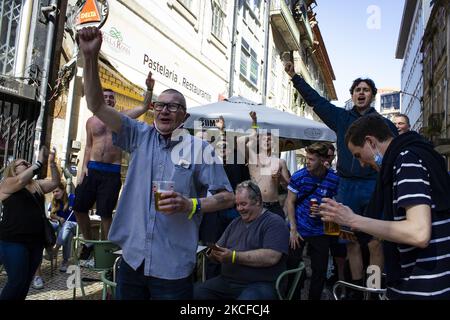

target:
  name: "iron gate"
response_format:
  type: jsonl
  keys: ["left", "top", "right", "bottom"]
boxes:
{"left": 0, "top": 92, "right": 40, "bottom": 178}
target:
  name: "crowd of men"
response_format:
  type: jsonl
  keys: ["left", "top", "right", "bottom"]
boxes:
{"left": 1, "top": 25, "right": 448, "bottom": 301}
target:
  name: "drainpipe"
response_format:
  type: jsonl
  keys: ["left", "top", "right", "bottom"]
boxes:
{"left": 261, "top": 0, "right": 270, "bottom": 105}
{"left": 33, "top": 0, "right": 58, "bottom": 162}
{"left": 15, "top": 0, "right": 33, "bottom": 77}
{"left": 60, "top": 68, "right": 79, "bottom": 171}
{"left": 228, "top": 0, "right": 240, "bottom": 97}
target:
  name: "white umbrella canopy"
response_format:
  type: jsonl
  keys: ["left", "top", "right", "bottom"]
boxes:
{"left": 184, "top": 96, "right": 336, "bottom": 151}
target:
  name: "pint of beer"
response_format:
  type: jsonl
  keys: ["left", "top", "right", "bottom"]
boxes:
{"left": 152, "top": 181, "right": 174, "bottom": 211}
{"left": 324, "top": 221, "right": 340, "bottom": 236}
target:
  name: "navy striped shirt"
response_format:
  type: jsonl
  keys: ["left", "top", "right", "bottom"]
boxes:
{"left": 288, "top": 167, "right": 339, "bottom": 237}
{"left": 388, "top": 150, "right": 450, "bottom": 299}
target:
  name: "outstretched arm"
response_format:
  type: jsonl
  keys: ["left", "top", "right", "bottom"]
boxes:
{"left": 237, "top": 111, "right": 258, "bottom": 162}
{"left": 38, "top": 148, "right": 61, "bottom": 194}
{"left": 123, "top": 71, "right": 155, "bottom": 119}
{"left": 320, "top": 199, "right": 431, "bottom": 248}
{"left": 0, "top": 147, "right": 48, "bottom": 200}
{"left": 77, "top": 27, "right": 122, "bottom": 133}
{"left": 284, "top": 61, "right": 343, "bottom": 132}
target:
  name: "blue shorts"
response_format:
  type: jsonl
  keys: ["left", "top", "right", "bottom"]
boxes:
{"left": 73, "top": 161, "right": 122, "bottom": 218}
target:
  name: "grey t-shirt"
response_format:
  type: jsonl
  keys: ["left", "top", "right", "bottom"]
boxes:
{"left": 218, "top": 210, "right": 289, "bottom": 283}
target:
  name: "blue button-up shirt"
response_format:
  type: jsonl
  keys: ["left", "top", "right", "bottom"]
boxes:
{"left": 110, "top": 114, "right": 232, "bottom": 279}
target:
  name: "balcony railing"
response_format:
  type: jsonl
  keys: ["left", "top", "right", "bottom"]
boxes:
{"left": 270, "top": 0, "right": 300, "bottom": 51}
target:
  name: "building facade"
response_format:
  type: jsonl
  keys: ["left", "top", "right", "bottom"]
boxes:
{"left": 53, "top": 0, "right": 235, "bottom": 183}
{"left": 379, "top": 91, "right": 401, "bottom": 121}
{"left": 421, "top": 0, "right": 450, "bottom": 169}
{"left": 396, "top": 0, "right": 434, "bottom": 131}
{"left": 32, "top": 0, "right": 337, "bottom": 183}
{"left": 0, "top": 0, "right": 67, "bottom": 176}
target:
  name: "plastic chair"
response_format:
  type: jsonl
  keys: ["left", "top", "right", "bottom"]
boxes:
{"left": 72, "top": 237, "right": 120, "bottom": 299}
{"left": 275, "top": 261, "right": 305, "bottom": 300}
{"left": 332, "top": 280, "right": 387, "bottom": 300}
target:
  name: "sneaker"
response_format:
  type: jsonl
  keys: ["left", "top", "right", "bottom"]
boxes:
{"left": 79, "top": 244, "right": 94, "bottom": 260}
{"left": 59, "top": 261, "right": 69, "bottom": 273}
{"left": 80, "top": 257, "right": 95, "bottom": 268}
{"left": 31, "top": 276, "right": 44, "bottom": 290}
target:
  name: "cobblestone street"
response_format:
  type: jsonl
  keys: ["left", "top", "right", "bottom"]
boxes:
{"left": 0, "top": 254, "right": 103, "bottom": 300}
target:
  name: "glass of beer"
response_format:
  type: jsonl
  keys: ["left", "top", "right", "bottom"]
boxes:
{"left": 152, "top": 180, "right": 174, "bottom": 211}
{"left": 309, "top": 198, "right": 319, "bottom": 218}
{"left": 324, "top": 221, "right": 340, "bottom": 236}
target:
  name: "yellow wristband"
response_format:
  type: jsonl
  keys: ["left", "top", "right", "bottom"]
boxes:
{"left": 251, "top": 124, "right": 259, "bottom": 129}
{"left": 232, "top": 250, "right": 236, "bottom": 264}
{"left": 188, "top": 198, "right": 197, "bottom": 220}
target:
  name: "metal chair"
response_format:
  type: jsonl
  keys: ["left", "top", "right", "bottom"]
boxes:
{"left": 72, "top": 237, "right": 120, "bottom": 299}
{"left": 332, "top": 280, "right": 387, "bottom": 300}
{"left": 100, "top": 255, "right": 121, "bottom": 300}
{"left": 275, "top": 261, "right": 305, "bottom": 300}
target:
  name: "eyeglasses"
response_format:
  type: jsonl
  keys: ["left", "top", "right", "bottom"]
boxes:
{"left": 153, "top": 101, "right": 185, "bottom": 112}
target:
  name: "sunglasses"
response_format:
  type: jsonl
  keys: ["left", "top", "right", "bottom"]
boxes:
{"left": 15, "top": 160, "right": 31, "bottom": 168}
{"left": 244, "top": 181, "right": 260, "bottom": 196}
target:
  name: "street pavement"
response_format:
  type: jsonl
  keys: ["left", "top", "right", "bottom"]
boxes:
{"left": 0, "top": 254, "right": 103, "bottom": 300}
{"left": 0, "top": 246, "right": 332, "bottom": 300}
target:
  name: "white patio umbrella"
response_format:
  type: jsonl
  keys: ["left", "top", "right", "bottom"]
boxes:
{"left": 184, "top": 96, "right": 336, "bottom": 151}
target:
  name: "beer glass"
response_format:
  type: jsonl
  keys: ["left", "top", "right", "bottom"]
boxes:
{"left": 152, "top": 180, "right": 174, "bottom": 211}
{"left": 324, "top": 221, "right": 340, "bottom": 236}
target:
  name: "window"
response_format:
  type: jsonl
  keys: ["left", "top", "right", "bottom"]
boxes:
{"left": 240, "top": 39, "right": 259, "bottom": 86}
{"left": 249, "top": 49, "right": 258, "bottom": 85}
{"left": 179, "top": 0, "right": 193, "bottom": 10}
{"left": 243, "top": 0, "right": 262, "bottom": 22}
{"left": 270, "top": 47, "right": 277, "bottom": 93}
{"left": 0, "top": 0, "right": 23, "bottom": 75}
{"left": 211, "top": 0, "right": 226, "bottom": 40}
{"left": 240, "top": 40, "right": 250, "bottom": 77}
{"left": 246, "top": 0, "right": 261, "bottom": 17}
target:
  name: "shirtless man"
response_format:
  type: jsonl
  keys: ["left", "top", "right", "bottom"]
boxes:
{"left": 240, "top": 111, "right": 290, "bottom": 218}
{"left": 74, "top": 72, "right": 155, "bottom": 260}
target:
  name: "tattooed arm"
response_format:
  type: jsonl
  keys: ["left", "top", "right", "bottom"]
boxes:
{"left": 200, "top": 190, "right": 235, "bottom": 213}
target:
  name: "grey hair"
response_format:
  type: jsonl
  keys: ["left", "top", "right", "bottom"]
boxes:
{"left": 236, "top": 180, "right": 262, "bottom": 205}
{"left": 160, "top": 88, "right": 187, "bottom": 109}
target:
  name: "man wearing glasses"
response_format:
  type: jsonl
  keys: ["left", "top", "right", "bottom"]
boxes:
{"left": 74, "top": 71, "right": 154, "bottom": 262}
{"left": 77, "top": 27, "right": 234, "bottom": 299}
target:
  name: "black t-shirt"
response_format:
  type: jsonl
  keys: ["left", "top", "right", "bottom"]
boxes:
{"left": 218, "top": 210, "right": 289, "bottom": 283}
{"left": 0, "top": 188, "right": 45, "bottom": 244}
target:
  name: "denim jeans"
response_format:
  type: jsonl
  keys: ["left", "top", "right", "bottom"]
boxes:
{"left": 335, "top": 177, "right": 376, "bottom": 243}
{"left": 0, "top": 240, "right": 43, "bottom": 300}
{"left": 287, "top": 235, "right": 330, "bottom": 300}
{"left": 194, "top": 275, "right": 277, "bottom": 300}
{"left": 335, "top": 178, "right": 376, "bottom": 216}
{"left": 56, "top": 221, "right": 77, "bottom": 261}
{"left": 116, "top": 259, "right": 193, "bottom": 300}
